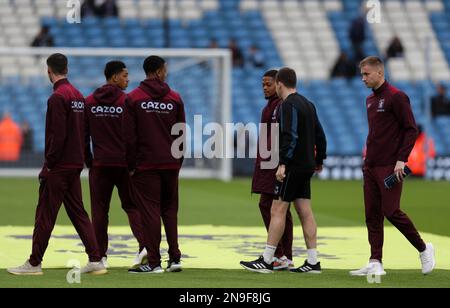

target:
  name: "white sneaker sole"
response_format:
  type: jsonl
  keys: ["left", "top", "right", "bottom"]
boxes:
{"left": 82, "top": 269, "right": 108, "bottom": 275}
{"left": 166, "top": 266, "right": 182, "bottom": 273}
{"left": 350, "top": 271, "right": 386, "bottom": 276}
{"left": 350, "top": 272, "right": 368, "bottom": 276}
{"left": 128, "top": 269, "right": 165, "bottom": 274}
{"left": 290, "top": 270, "right": 322, "bottom": 274}
{"left": 7, "top": 270, "right": 43, "bottom": 276}
{"left": 240, "top": 264, "right": 273, "bottom": 274}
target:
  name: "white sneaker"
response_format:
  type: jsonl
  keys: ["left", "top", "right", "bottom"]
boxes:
{"left": 7, "top": 260, "right": 43, "bottom": 276}
{"left": 420, "top": 243, "right": 435, "bottom": 275}
{"left": 80, "top": 262, "right": 108, "bottom": 275}
{"left": 133, "top": 248, "right": 147, "bottom": 267}
{"left": 101, "top": 257, "right": 109, "bottom": 269}
{"left": 350, "top": 261, "right": 386, "bottom": 276}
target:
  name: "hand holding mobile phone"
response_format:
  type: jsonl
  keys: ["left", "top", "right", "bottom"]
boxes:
{"left": 384, "top": 166, "right": 412, "bottom": 189}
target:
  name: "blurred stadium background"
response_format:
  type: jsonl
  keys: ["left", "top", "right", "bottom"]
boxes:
{"left": 0, "top": 0, "right": 449, "bottom": 180}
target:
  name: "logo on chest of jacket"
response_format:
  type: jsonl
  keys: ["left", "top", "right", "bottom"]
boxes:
{"left": 377, "top": 99, "right": 385, "bottom": 112}
{"left": 271, "top": 109, "right": 278, "bottom": 121}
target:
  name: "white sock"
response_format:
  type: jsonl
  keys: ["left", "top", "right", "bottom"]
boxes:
{"left": 263, "top": 245, "right": 277, "bottom": 264}
{"left": 307, "top": 249, "right": 318, "bottom": 265}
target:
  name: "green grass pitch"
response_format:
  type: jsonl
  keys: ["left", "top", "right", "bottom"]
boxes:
{"left": 0, "top": 178, "right": 449, "bottom": 288}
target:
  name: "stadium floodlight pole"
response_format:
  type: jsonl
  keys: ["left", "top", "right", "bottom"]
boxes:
{"left": 0, "top": 47, "right": 233, "bottom": 181}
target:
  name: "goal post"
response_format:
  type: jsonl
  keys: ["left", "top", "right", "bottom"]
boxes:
{"left": 0, "top": 47, "right": 233, "bottom": 181}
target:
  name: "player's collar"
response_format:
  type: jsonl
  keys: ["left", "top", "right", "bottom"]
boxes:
{"left": 372, "top": 81, "right": 388, "bottom": 95}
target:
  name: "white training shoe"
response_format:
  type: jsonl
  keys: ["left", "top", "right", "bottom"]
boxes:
{"left": 101, "top": 257, "right": 109, "bottom": 269}
{"left": 350, "top": 261, "right": 386, "bottom": 276}
{"left": 80, "top": 262, "right": 108, "bottom": 275}
{"left": 420, "top": 243, "right": 436, "bottom": 275}
{"left": 7, "top": 260, "right": 43, "bottom": 276}
{"left": 133, "top": 248, "right": 148, "bottom": 267}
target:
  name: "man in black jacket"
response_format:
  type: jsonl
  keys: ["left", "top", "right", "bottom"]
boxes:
{"left": 240, "top": 67, "right": 327, "bottom": 274}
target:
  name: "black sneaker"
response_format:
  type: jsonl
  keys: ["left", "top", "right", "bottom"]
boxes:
{"left": 128, "top": 264, "right": 164, "bottom": 274}
{"left": 240, "top": 256, "right": 273, "bottom": 273}
{"left": 166, "top": 260, "right": 182, "bottom": 273}
{"left": 290, "top": 260, "right": 322, "bottom": 274}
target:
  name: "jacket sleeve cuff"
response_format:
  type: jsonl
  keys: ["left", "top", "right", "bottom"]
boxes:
{"left": 279, "top": 157, "right": 289, "bottom": 165}
{"left": 397, "top": 157, "right": 408, "bottom": 163}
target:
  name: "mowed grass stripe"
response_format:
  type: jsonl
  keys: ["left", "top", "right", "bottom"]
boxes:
{"left": 0, "top": 178, "right": 448, "bottom": 237}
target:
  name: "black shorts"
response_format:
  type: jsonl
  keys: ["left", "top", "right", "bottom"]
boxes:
{"left": 274, "top": 171, "right": 314, "bottom": 202}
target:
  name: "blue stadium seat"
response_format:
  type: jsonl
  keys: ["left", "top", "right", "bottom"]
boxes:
{"left": 69, "top": 37, "right": 87, "bottom": 47}
{"left": 109, "top": 38, "right": 127, "bottom": 48}
{"left": 81, "top": 17, "right": 100, "bottom": 28}
{"left": 7, "top": 2, "right": 450, "bottom": 156}
{"left": 102, "top": 17, "right": 121, "bottom": 28}
{"left": 123, "top": 19, "right": 141, "bottom": 29}
{"left": 142, "top": 19, "right": 163, "bottom": 29}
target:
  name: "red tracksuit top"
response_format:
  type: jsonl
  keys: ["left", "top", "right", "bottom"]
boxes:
{"left": 365, "top": 81, "right": 418, "bottom": 167}
{"left": 252, "top": 95, "right": 282, "bottom": 194}
{"left": 44, "top": 79, "right": 85, "bottom": 169}
{"left": 124, "top": 78, "right": 185, "bottom": 170}
{"left": 85, "top": 84, "right": 127, "bottom": 168}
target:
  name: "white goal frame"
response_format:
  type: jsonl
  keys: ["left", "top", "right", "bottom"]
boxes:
{"left": 0, "top": 47, "right": 233, "bottom": 181}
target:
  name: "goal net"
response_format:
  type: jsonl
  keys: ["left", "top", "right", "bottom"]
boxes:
{"left": 0, "top": 47, "right": 232, "bottom": 181}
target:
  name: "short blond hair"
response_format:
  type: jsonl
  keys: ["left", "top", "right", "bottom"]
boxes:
{"left": 359, "top": 56, "right": 384, "bottom": 69}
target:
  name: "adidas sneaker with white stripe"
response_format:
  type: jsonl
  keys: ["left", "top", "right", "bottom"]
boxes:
{"left": 290, "top": 260, "right": 322, "bottom": 274}
{"left": 128, "top": 264, "right": 164, "bottom": 274}
{"left": 240, "top": 256, "right": 274, "bottom": 274}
